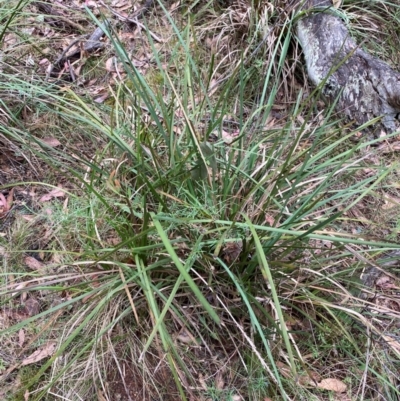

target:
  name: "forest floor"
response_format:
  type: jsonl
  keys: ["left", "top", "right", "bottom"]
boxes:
{"left": 1, "top": 0, "right": 400, "bottom": 400}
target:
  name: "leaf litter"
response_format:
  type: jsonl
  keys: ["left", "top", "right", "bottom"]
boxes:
{"left": 1, "top": 0, "right": 400, "bottom": 400}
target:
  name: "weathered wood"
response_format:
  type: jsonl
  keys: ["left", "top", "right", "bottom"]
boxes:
{"left": 296, "top": 0, "right": 400, "bottom": 135}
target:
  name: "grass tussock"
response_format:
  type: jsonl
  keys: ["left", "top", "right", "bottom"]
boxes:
{"left": 1, "top": 0, "right": 400, "bottom": 400}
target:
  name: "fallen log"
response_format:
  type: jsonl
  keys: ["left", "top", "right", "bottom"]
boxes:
{"left": 296, "top": 0, "right": 400, "bottom": 136}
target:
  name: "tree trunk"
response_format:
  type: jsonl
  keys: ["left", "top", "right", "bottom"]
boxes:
{"left": 296, "top": 0, "right": 400, "bottom": 136}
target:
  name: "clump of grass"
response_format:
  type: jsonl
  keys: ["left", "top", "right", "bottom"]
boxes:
{"left": 1, "top": 1, "right": 400, "bottom": 400}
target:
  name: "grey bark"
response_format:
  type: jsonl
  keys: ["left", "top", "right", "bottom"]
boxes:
{"left": 296, "top": 0, "right": 400, "bottom": 135}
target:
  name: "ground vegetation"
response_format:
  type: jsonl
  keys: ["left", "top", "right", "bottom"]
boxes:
{"left": 1, "top": 0, "right": 400, "bottom": 400}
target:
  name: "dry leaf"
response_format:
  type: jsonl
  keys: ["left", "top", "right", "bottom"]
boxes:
{"left": 276, "top": 361, "right": 291, "bottom": 378}
{"left": 97, "top": 389, "right": 107, "bottom": 401}
{"left": 39, "top": 187, "right": 66, "bottom": 202}
{"left": 21, "top": 341, "right": 57, "bottom": 366}
{"left": 20, "top": 290, "right": 28, "bottom": 302}
{"left": 6, "top": 188, "right": 14, "bottom": 211}
{"left": 105, "top": 57, "right": 117, "bottom": 72}
{"left": 377, "top": 141, "right": 400, "bottom": 153}
{"left": 376, "top": 275, "right": 391, "bottom": 286}
{"left": 381, "top": 194, "right": 400, "bottom": 210}
{"left": 0, "top": 306, "right": 29, "bottom": 321}
{"left": 94, "top": 93, "right": 110, "bottom": 103}
{"left": 221, "top": 129, "right": 239, "bottom": 144}
{"left": 298, "top": 370, "right": 321, "bottom": 386}
{"left": 175, "top": 329, "right": 197, "bottom": 344}
{"left": 2, "top": 191, "right": 11, "bottom": 209}
{"left": 215, "top": 371, "right": 225, "bottom": 390}
{"left": 51, "top": 252, "right": 62, "bottom": 263}
{"left": 21, "top": 215, "right": 35, "bottom": 222}
{"left": 24, "top": 297, "right": 40, "bottom": 316}
{"left": 24, "top": 256, "right": 44, "bottom": 271}
{"left": 84, "top": 0, "right": 99, "bottom": 8}
{"left": 222, "top": 241, "right": 242, "bottom": 264}
{"left": 317, "top": 378, "right": 347, "bottom": 393}
{"left": 207, "top": 78, "right": 219, "bottom": 97}
{"left": 198, "top": 373, "right": 208, "bottom": 391}
{"left": 41, "top": 137, "right": 61, "bottom": 147}
{"left": 0, "top": 192, "right": 8, "bottom": 217}
{"left": 265, "top": 214, "right": 275, "bottom": 226}
{"left": 39, "top": 58, "right": 50, "bottom": 66}
{"left": 19, "top": 329, "right": 25, "bottom": 347}
{"left": 169, "top": 0, "right": 180, "bottom": 13}
{"left": 24, "top": 389, "right": 29, "bottom": 401}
